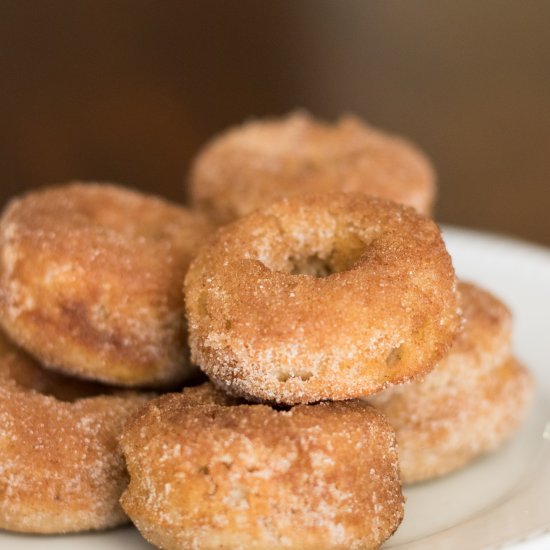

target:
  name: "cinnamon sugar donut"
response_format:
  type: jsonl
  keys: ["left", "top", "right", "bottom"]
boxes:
{"left": 189, "top": 111, "right": 436, "bottom": 224}
{"left": 120, "top": 383, "right": 404, "bottom": 550}
{"left": 0, "top": 183, "right": 212, "bottom": 387}
{"left": 368, "top": 282, "right": 534, "bottom": 483}
{"left": 0, "top": 330, "right": 151, "bottom": 533}
{"left": 184, "top": 193, "right": 460, "bottom": 405}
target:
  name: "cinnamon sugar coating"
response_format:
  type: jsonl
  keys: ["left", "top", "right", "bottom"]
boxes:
{"left": 0, "top": 182, "right": 212, "bottom": 387}
{"left": 368, "top": 282, "right": 534, "bottom": 483}
{"left": 184, "top": 193, "right": 461, "bottom": 404}
{"left": 0, "top": 330, "right": 152, "bottom": 533}
{"left": 121, "top": 384, "right": 404, "bottom": 550}
{"left": 189, "top": 111, "right": 436, "bottom": 224}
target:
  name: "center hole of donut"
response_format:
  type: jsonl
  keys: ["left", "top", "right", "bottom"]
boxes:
{"left": 290, "top": 255, "right": 333, "bottom": 277}
{"left": 288, "top": 235, "right": 366, "bottom": 277}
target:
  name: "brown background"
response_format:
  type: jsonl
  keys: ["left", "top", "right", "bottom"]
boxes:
{"left": 1, "top": 1, "right": 549, "bottom": 244}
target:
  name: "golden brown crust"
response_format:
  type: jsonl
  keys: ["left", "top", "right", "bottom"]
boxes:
{"left": 184, "top": 193, "right": 461, "bottom": 404}
{"left": 0, "top": 330, "right": 152, "bottom": 533}
{"left": 368, "top": 282, "right": 534, "bottom": 483}
{"left": 0, "top": 182, "right": 213, "bottom": 387}
{"left": 121, "top": 384, "right": 404, "bottom": 550}
{"left": 190, "top": 111, "right": 436, "bottom": 224}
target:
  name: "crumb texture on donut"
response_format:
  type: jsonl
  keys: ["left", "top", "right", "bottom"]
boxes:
{"left": 121, "top": 385, "right": 404, "bottom": 550}
{"left": 0, "top": 182, "right": 212, "bottom": 387}
{"left": 185, "top": 193, "right": 460, "bottom": 404}
{"left": 368, "top": 282, "right": 534, "bottom": 483}
{"left": 190, "top": 111, "right": 436, "bottom": 223}
{"left": 0, "top": 330, "right": 152, "bottom": 533}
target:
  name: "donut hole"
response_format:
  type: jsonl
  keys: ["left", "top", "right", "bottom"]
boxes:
{"left": 286, "top": 233, "right": 366, "bottom": 277}
{"left": 289, "top": 254, "right": 332, "bottom": 277}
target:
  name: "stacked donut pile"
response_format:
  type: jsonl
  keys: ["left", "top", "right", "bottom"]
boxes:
{"left": 0, "top": 185, "right": 212, "bottom": 532}
{"left": 0, "top": 112, "right": 533, "bottom": 549}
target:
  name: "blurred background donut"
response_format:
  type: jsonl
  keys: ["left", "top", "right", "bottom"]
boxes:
{"left": 0, "top": 1, "right": 548, "bottom": 243}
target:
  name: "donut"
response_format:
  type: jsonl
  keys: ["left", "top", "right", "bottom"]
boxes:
{"left": 367, "top": 282, "right": 534, "bottom": 483}
{"left": 0, "top": 182, "right": 212, "bottom": 387}
{"left": 120, "top": 383, "right": 404, "bottom": 550}
{"left": 0, "top": 329, "right": 152, "bottom": 533}
{"left": 184, "top": 193, "right": 461, "bottom": 404}
{"left": 189, "top": 111, "right": 436, "bottom": 224}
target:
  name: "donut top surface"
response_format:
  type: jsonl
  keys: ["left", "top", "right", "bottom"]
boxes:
{"left": 0, "top": 182, "right": 209, "bottom": 263}
{"left": 185, "top": 193, "right": 461, "bottom": 404}
{"left": 0, "top": 183, "right": 213, "bottom": 387}
{"left": 190, "top": 111, "right": 436, "bottom": 223}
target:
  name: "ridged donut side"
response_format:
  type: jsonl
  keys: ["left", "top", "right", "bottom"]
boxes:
{"left": 121, "top": 387, "right": 404, "bottom": 550}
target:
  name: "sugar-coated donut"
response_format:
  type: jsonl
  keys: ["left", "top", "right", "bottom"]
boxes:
{"left": 0, "top": 330, "right": 151, "bottom": 533}
{"left": 184, "top": 193, "right": 460, "bottom": 405}
{"left": 120, "top": 384, "right": 404, "bottom": 550}
{"left": 189, "top": 111, "right": 436, "bottom": 224}
{"left": 368, "top": 282, "right": 534, "bottom": 483}
{"left": 0, "top": 183, "right": 212, "bottom": 387}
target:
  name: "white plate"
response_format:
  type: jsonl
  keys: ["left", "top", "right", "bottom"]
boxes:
{"left": 1, "top": 226, "right": 549, "bottom": 549}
